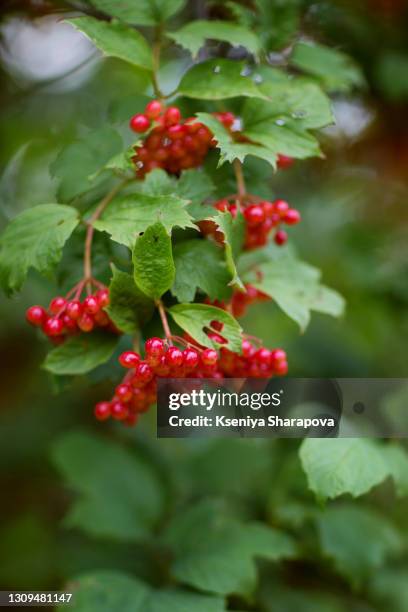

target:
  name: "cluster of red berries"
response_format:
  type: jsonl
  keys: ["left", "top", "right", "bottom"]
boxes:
{"left": 94, "top": 337, "right": 221, "bottom": 425}
{"left": 199, "top": 197, "right": 301, "bottom": 249}
{"left": 205, "top": 283, "right": 270, "bottom": 318}
{"left": 95, "top": 335, "right": 287, "bottom": 425}
{"left": 219, "top": 340, "right": 288, "bottom": 378}
{"left": 26, "top": 288, "right": 116, "bottom": 344}
{"left": 130, "top": 100, "right": 214, "bottom": 177}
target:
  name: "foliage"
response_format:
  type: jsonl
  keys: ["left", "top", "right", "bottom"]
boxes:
{"left": 0, "top": 1, "right": 407, "bottom": 611}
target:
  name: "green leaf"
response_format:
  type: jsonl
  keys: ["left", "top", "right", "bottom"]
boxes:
{"left": 66, "top": 17, "right": 152, "bottom": 71}
{"left": 246, "top": 256, "right": 345, "bottom": 331}
{"left": 87, "top": 0, "right": 186, "bottom": 26}
{"left": 43, "top": 331, "right": 118, "bottom": 375}
{"left": 64, "top": 570, "right": 225, "bottom": 612}
{"left": 172, "top": 239, "right": 231, "bottom": 303}
{"left": 168, "top": 20, "right": 261, "bottom": 58}
{"left": 133, "top": 223, "right": 175, "bottom": 300}
{"left": 142, "top": 168, "right": 215, "bottom": 220}
{"left": 162, "top": 501, "right": 296, "bottom": 596}
{"left": 212, "top": 211, "right": 245, "bottom": 291}
{"left": 0, "top": 204, "right": 79, "bottom": 296}
{"left": 168, "top": 303, "right": 242, "bottom": 353}
{"left": 383, "top": 444, "right": 408, "bottom": 497}
{"left": 254, "top": 71, "right": 334, "bottom": 130}
{"left": 52, "top": 432, "right": 165, "bottom": 541}
{"left": 106, "top": 266, "right": 154, "bottom": 333}
{"left": 290, "top": 42, "right": 364, "bottom": 93}
{"left": 178, "top": 59, "right": 268, "bottom": 100}
{"left": 316, "top": 505, "right": 401, "bottom": 586}
{"left": 50, "top": 127, "right": 123, "bottom": 201}
{"left": 94, "top": 192, "right": 195, "bottom": 248}
{"left": 195, "top": 112, "right": 278, "bottom": 168}
{"left": 299, "top": 438, "right": 391, "bottom": 501}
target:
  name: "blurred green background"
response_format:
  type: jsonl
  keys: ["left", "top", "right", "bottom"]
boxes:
{"left": 0, "top": 0, "right": 408, "bottom": 607}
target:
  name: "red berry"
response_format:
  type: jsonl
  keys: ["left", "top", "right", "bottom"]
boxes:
{"left": 115, "top": 383, "right": 133, "bottom": 403}
{"left": 95, "top": 401, "right": 111, "bottom": 421}
{"left": 242, "top": 339, "right": 256, "bottom": 358}
{"left": 168, "top": 124, "right": 186, "bottom": 139}
{"left": 274, "top": 230, "right": 288, "bottom": 246}
{"left": 154, "top": 355, "right": 170, "bottom": 377}
{"left": 275, "top": 360, "right": 288, "bottom": 375}
{"left": 135, "top": 362, "right": 154, "bottom": 384}
{"left": 244, "top": 205, "right": 265, "bottom": 226}
{"left": 145, "top": 100, "right": 163, "bottom": 120}
{"left": 283, "top": 209, "right": 301, "bottom": 225}
{"left": 262, "top": 201, "right": 275, "bottom": 218}
{"left": 43, "top": 317, "right": 64, "bottom": 337}
{"left": 130, "top": 114, "right": 150, "bottom": 133}
{"left": 165, "top": 346, "right": 184, "bottom": 368}
{"left": 77, "top": 312, "right": 94, "bottom": 332}
{"left": 164, "top": 106, "right": 181, "bottom": 126}
{"left": 62, "top": 314, "right": 78, "bottom": 333}
{"left": 119, "top": 351, "right": 141, "bottom": 368}
{"left": 183, "top": 348, "right": 200, "bottom": 370}
{"left": 49, "top": 296, "right": 66, "bottom": 314}
{"left": 255, "top": 347, "right": 272, "bottom": 366}
{"left": 83, "top": 295, "right": 100, "bottom": 315}
{"left": 201, "top": 348, "right": 218, "bottom": 366}
{"left": 66, "top": 300, "right": 82, "bottom": 320}
{"left": 96, "top": 288, "right": 110, "bottom": 307}
{"left": 277, "top": 154, "right": 294, "bottom": 169}
{"left": 111, "top": 401, "right": 129, "bottom": 420}
{"left": 271, "top": 348, "right": 286, "bottom": 364}
{"left": 26, "top": 305, "right": 47, "bottom": 327}
{"left": 274, "top": 199, "right": 290, "bottom": 216}
{"left": 94, "top": 310, "right": 110, "bottom": 327}
{"left": 145, "top": 337, "right": 165, "bottom": 357}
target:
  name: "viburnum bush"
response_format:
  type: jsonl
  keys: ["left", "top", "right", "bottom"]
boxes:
{"left": 2, "top": 2, "right": 408, "bottom": 610}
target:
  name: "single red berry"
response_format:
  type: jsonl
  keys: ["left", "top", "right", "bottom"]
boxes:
{"left": 77, "top": 312, "right": 94, "bottom": 332}
{"left": 275, "top": 360, "right": 288, "bottom": 375}
{"left": 201, "top": 348, "right": 218, "bottom": 366}
{"left": 183, "top": 348, "right": 200, "bottom": 370}
{"left": 168, "top": 124, "right": 186, "bottom": 139}
{"left": 244, "top": 205, "right": 265, "bottom": 226}
{"left": 219, "top": 111, "right": 235, "bottom": 127}
{"left": 96, "top": 288, "right": 110, "bottom": 308}
{"left": 125, "top": 413, "right": 138, "bottom": 426}
{"left": 165, "top": 346, "right": 184, "bottom": 368}
{"left": 62, "top": 314, "right": 78, "bottom": 333}
{"left": 66, "top": 300, "right": 82, "bottom": 320}
{"left": 242, "top": 339, "right": 256, "bottom": 358}
{"left": 274, "top": 199, "right": 290, "bottom": 216}
{"left": 49, "top": 296, "right": 67, "bottom": 315}
{"left": 26, "top": 305, "right": 47, "bottom": 327}
{"left": 283, "top": 209, "right": 301, "bottom": 225}
{"left": 255, "top": 347, "right": 272, "bottom": 366}
{"left": 43, "top": 317, "right": 64, "bottom": 337}
{"left": 130, "top": 113, "right": 150, "bottom": 133}
{"left": 111, "top": 401, "right": 129, "bottom": 420}
{"left": 135, "top": 362, "right": 154, "bottom": 384}
{"left": 274, "top": 230, "right": 288, "bottom": 246}
{"left": 164, "top": 106, "right": 181, "bottom": 126}
{"left": 94, "top": 401, "right": 111, "bottom": 421}
{"left": 277, "top": 154, "right": 294, "bottom": 169}
{"left": 154, "top": 355, "right": 171, "bottom": 377}
{"left": 271, "top": 348, "right": 286, "bottom": 364}
{"left": 145, "top": 337, "right": 165, "bottom": 357}
{"left": 116, "top": 383, "right": 133, "bottom": 403}
{"left": 262, "top": 201, "right": 275, "bottom": 218}
{"left": 145, "top": 100, "right": 163, "bottom": 119}
{"left": 94, "top": 310, "right": 110, "bottom": 327}
{"left": 119, "top": 351, "right": 141, "bottom": 368}
{"left": 83, "top": 295, "right": 100, "bottom": 315}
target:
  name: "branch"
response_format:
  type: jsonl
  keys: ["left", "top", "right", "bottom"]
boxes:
{"left": 83, "top": 179, "right": 130, "bottom": 289}
{"left": 156, "top": 299, "right": 172, "bottom": 341}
